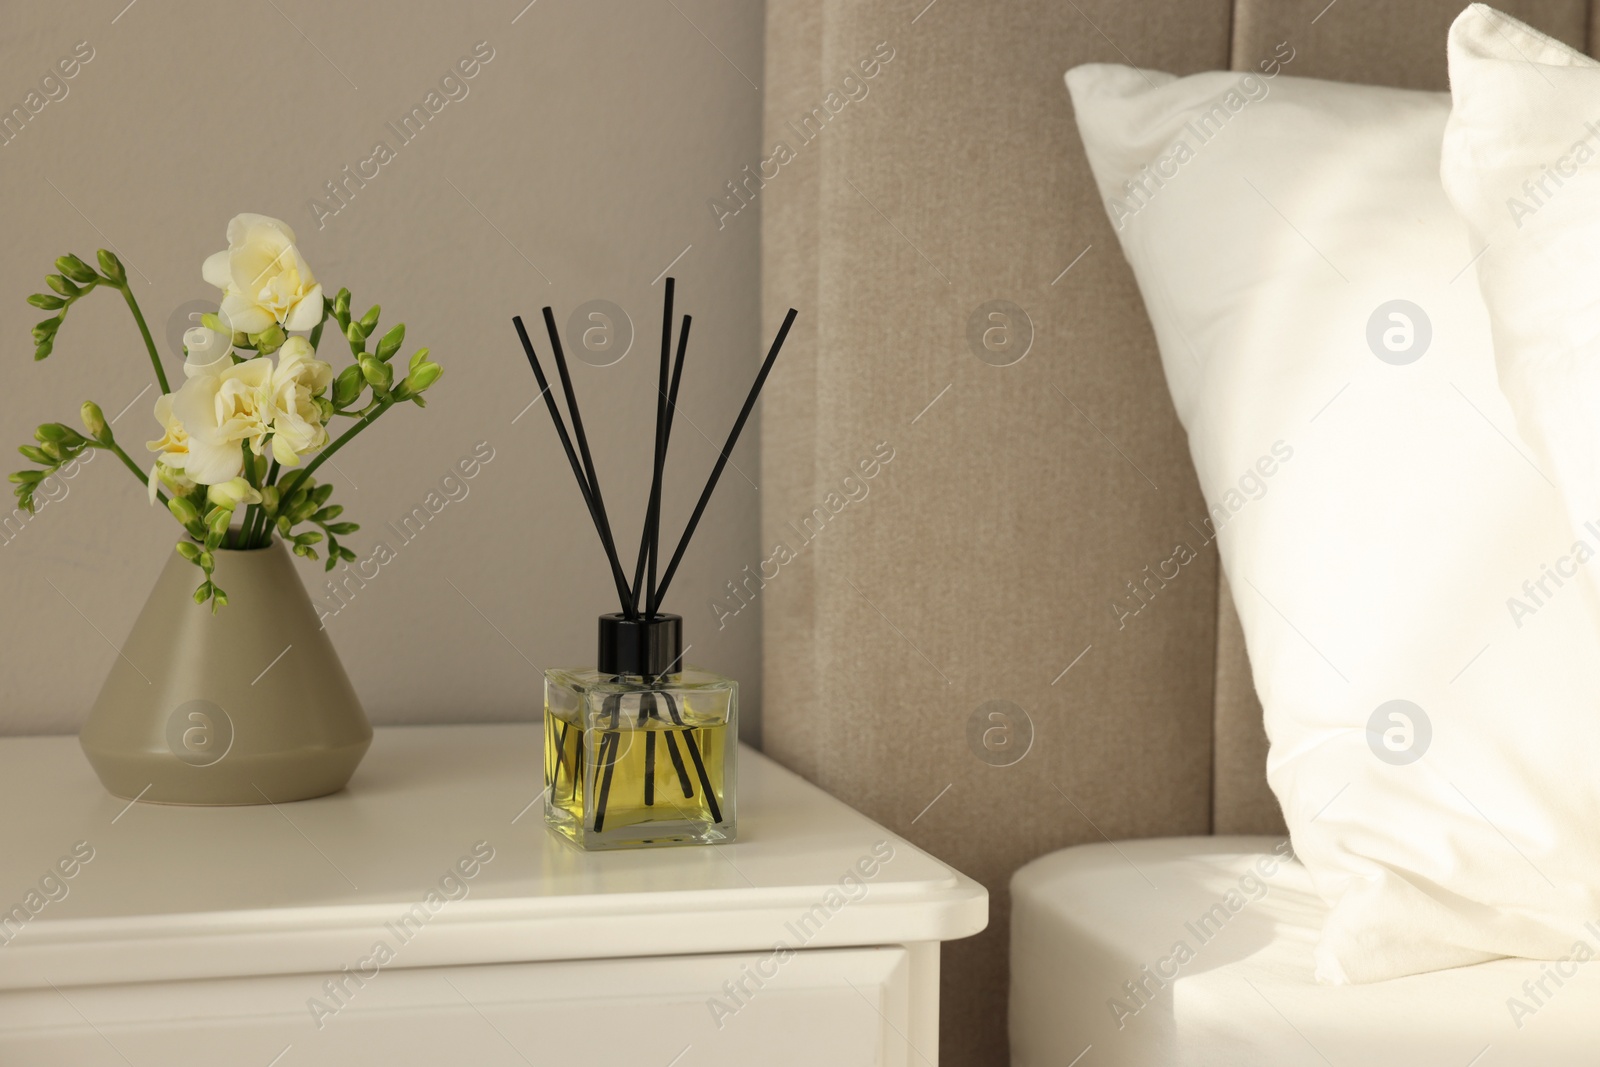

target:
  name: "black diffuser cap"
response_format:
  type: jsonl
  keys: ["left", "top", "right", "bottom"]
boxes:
{"left": 598, "top": 612, "right": 683, "bottom": 677}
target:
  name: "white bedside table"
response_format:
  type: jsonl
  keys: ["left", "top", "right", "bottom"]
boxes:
{"left": 0, "top": 724, "right": 986, "bottom": 1065}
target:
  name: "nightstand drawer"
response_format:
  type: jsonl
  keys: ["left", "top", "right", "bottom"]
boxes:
{"left": 0, "top": 946, "right": 916, "bottom": 1066}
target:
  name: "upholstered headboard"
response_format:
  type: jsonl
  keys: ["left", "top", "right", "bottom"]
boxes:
{"left": 758, "top": 2, "right": 1594, "bottom": 1063}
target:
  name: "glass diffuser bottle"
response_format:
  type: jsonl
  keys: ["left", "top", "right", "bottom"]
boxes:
{"left": 512, "top": 278, "right": 796, "bottom": 851}
{"left": 544, "top": 613, "right": 736, "bottom": 849}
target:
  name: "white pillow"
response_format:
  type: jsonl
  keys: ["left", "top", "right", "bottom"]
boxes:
{"left": 1442, "top": 6, "right": 1600, "bottom": 534}
{"left": 1067, "top": 61, "right": 1600, "bottom": 983}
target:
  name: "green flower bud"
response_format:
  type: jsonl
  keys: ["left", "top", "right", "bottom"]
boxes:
{"left": 333, "top": 288, "right": 352, "bottom": 324}
{"left": 276, "top": 515, "right": 292, "bottom": 537}
{"left": 18, "top": 445, "right": 52, "bottom": 465}
{"left": 358, "top": 304, "right": 380, "bottom": 334}
{"left": 175, "top": 541, "right": 202, "bottom": 562}
{"left": 45, "top": 274, "right": 78, "bottom": 298}
{"left": 206, "top": 506, "right": 232, "bottom": 535}
{"left": 252, "top": 323, "right": 286, "bottom": 354}
{"left": 332, "top": 364, "right": 364, "bottom": 407}
{"left": 311, "top": 505, "right": 343, "bottom": 522}
{"left": 8, "top": 469, "right": 45, "bottom": 485}
{"left": 198, "top": 551, "right": 214, "bottom": 571}
{"left": 34, "top": 339, "right": 54, "bottom": 362}
{"left": 405, "top": 361, "right": 443, "bottom": 394}
{"left": 345, "top": 321, "right": 366, "bottom": 347}
{"left": 96, "top": 249, "right": 126, "bottom": 285}
{"left": 311, "top": 483, "right": 335, "bottom": 508}
{"left": 168, "top": 496, "right": 201, "bottom": 526}
{"left": 211, "top": 587, "right": 228, "bottom": 609}
{"left": 33, "top": 318, "right": 61, "bottom": 344}
{"left": 261, "top": 485, "right": 280, "bottom": 515}
{"left": 294, "top": 530, "right": 324, "bottom": 546}
{"left": 194, "top": 581, "right": 212, "bottom": 605}
{"left": 27, "top": 293, "right": 65, "bottom": 310}
{"left": 325, "top": 521, "right": 359, "bottom": 535}
{"left": 54, "top": 254, "right": 98, "bottom": 284}
{"left": 200, "top": 312, "right": 230, "bottom": 334}
{"left": 35, "top": 423, "right": 83, "bottom": 445}
{"left": 374, "top": 323, "right": 405, "bottom": 362}
{"left": 80, "top": 401, "right": 110, "bottom": 444}
{"left": 359, "top": 355, "right": 392, "bottom": 391}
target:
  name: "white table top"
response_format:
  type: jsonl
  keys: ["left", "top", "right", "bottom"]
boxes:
{"left": 0, "top": 724, "right": 986, "bottom": 989}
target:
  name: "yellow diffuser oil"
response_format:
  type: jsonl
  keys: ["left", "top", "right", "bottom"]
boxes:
{"left": 544, "top": 663, "right": 736, "bottom": 850}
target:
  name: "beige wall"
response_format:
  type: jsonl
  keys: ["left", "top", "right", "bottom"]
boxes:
{"left": 0, "top": 1, "right": 767, "bottom": 736}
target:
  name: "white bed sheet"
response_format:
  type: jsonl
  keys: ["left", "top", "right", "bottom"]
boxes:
{"left": 1010, "top": 837, "right": 1600, "bottom": 1066}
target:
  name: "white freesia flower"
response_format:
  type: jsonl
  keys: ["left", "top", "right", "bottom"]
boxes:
{"left": 266, "top": 336, "right": 333, "bottom": 467}
{"left": 169, "top": 356, "right": 274, "bottom": 484}
{"left": 201, "top": 214, "right": 323, "bottom": 334}
{"left": 146, "top": 393, "right": 190, "bottom": 471}
{"left": 206, "top": 477, "right": 262, "bottom": 510}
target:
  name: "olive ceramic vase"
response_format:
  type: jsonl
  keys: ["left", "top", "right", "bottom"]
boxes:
{"left": 79, "top": 540, "right": 371, "bottom": 805}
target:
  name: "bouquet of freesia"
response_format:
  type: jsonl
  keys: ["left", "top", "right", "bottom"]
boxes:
{"left": 10, "top": 213, "right": 442, "bottom": 610}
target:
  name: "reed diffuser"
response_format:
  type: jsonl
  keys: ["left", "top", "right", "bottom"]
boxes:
{"left": 513, "top": 280, "right": 796, "bottom": 850}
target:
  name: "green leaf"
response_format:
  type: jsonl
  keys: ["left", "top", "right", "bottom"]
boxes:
{"left": 28, "top": 293, "right": 65, "bottom": 310}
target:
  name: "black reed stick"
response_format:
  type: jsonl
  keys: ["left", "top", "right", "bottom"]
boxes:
{"left": 653, "top": 307, "right": 797, "bottom": 607}
{"left": 646, "top": 313, "right": 692, "bottom": 618}
{"left": 513, "top": 316, "right": 636, "bottom": 615}
{"left": 631, "top": 279, "right": 675, "bottom": 616}
{"left": 541, "top": 307, "right": 637, "bottom": 619}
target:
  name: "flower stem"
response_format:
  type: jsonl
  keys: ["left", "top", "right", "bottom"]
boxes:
{"left": 98, "top": 440, "right": 167, "bottom": 508}
{"left": 118, "top": 284, "right": 171, "bottom": 395}
{"left": 248, "top": 460, "right": 279, "bottom": 548}
{"left": 280, "top": 400, "right": 391, "bottom": 502}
